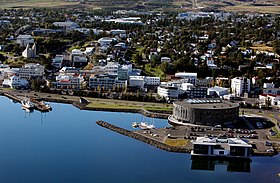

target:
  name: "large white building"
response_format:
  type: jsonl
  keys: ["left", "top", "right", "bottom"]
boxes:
{"left": 129, "top": 76, "right": 160, "bottom": 89}
{"left": 157, "top": 85, "right": 179, "bottom": 99}
{"left": 53, "top": 74, "right": 85, "bottom": 89}
{"left": 208, "top": 86, "right": 229, "bottom": 97}
{"left": 16, "top": 35, "right": 34, "bottom": 47}
{"left": 89, "top": 74, "right": 127, "bottom": 90}
{"left": 231, "top": 77, "right": 251, "bottom": 97}
{"left": 2, "top": 75, "right": 29, "bottom": 89}
{"left": 129, "top": 76, "right": 145, "bottom": 89}
{"left": 17, "top": 63, "right": 45, "bottom": 80}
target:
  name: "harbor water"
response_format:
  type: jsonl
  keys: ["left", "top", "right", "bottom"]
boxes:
{"left": 0, "top": 96, "right": 279, "bottom": 183}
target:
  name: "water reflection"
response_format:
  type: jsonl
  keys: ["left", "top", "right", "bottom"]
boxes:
{"left": 191, "top": 156, "right": 251, "bottom": 173}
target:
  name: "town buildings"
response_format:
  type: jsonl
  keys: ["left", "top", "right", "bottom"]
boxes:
{"left": 2, "top": 75, "right": 28, "bottom": 89}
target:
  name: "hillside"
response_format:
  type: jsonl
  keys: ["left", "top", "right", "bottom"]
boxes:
{"left": 0, "top": 0, "right": 280, "bottom": 14}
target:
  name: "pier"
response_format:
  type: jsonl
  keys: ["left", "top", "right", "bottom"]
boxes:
{"left": 3, "top": 93, "right": 51, "bottom": 112}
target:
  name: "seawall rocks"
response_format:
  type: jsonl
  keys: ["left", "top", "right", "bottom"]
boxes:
{"left": 96, "top": 120, "right": 189, "bottom": 153}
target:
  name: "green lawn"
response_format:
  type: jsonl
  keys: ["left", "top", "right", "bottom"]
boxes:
{"left": 144, "top": 64, "right": 165, "bottom": 79}
{"left": 165, "top": 139, "right": 188, "bottom": 147}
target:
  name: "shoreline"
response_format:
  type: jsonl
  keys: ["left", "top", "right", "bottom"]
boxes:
{"left": 1, "top": 90, "right": 279, "bottom": 156}
{"left": 0, "top": 91, "right": 170, "bottom": 119}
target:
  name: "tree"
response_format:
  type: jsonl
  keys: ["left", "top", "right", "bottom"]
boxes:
{"left": 132, "top": 53, "right": 142, "bottom": 65}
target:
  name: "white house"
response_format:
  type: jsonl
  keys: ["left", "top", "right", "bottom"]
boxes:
{"left": 231, "top": 77, "right": 251, "bottom": 97}
{"left": 16, "top": 35, "right": 34, "bottom": 47}
{"left": 2, "top": 75, "right": 29, "bottom": 89}
{"left": 259, "top": 94, "right": 280, "bottom": 107}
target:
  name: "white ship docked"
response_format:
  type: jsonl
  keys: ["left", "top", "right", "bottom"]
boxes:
{"left": 21, "top": 98, "right": 35, "bottom": 109}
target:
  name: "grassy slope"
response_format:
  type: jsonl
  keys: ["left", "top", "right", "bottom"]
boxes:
{"left": 0, "top": 0, "right": 79, "bottom": 8}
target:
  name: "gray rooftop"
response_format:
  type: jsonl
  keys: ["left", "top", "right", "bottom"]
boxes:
{"left": 174, "top": 99, "right": 239, "bottom": 109}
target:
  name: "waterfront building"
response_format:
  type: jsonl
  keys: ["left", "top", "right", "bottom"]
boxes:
{"left": 53, "top": 74, "right": 86, "bottom": 90}
{"left": 191, "top": 137, "right": 251, "bottom": 158}
{"left": 22, "top": 43, "right": 36, "bottom": 58}
{"left": 129, "top": 76, "right": 145, "bottom": 89}
{"left": 168, "top": 98, "right": 239, "bottom": 126}
{"left": 157, "top": 85, "right": 179, "bottom": 99}
{"left": 17, "top": 63, "right": 45, "bottom": 80}
{"left": 2, "top": 75, "right": 29, "bottom": 89}
{"left": 16, "top": 35, "right": 34, "bottom": 47}
{"left": 231, "top": 77, "right": 251, "bottom": 97}
{"left": 129, "top": 76, "right": 160, "bottom": 89}
{"left": 89, "top": 74, "right": 126, "bottom": 91}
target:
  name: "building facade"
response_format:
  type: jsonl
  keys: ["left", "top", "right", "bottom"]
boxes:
{"left": 231, "top": 77, "right": 251, "bottom": 97}
{"left": 168, "top": 99, "right": 239, "bottom": 126}
{"left": 157, "top": 85, "right": 179, "bottom": 99}
{"left": 191, "top": 137, "right": 251, "bottom": 158}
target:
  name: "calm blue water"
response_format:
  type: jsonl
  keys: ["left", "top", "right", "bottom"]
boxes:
{"left": 0, "top": 96, "right": 279, "bottom": 183}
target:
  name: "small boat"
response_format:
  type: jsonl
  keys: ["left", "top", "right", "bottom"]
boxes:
{"left": 21, "top": 98, "right": 35, "bottom": 109}
{"left": 38, "top": 101, "right": 52, "bottom": 111}
{"left": 138, "top": 122, "right": 155, "bottom": 130}
{"left": 22, "top": 107, "right": 34, "bottom": 113}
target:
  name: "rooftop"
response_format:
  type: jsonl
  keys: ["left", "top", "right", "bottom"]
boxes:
{"left": 174, "top": 99, "right": 239, "bottom": 109}
{"left": 193, "top": 137, "right": 252, "bottom": 148}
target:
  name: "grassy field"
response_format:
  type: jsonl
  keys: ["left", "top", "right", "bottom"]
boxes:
{"left": 222, "top": 5, "right": 280, "bottom": 14}
{"left": 144, "top": 64, "right": 166, "bottom": 80}
{"left": 86, "top": 98, "right": 172, "bottom": 111}
{"left": 165, "top": 139, "right": 188, "bottom": 147}
{"left": 0, "top": 0, "right": 80, "bottom": 9}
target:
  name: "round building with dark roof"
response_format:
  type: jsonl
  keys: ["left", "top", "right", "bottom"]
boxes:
{"left": 168, "top": 99, "right": 239, "bottom": 126}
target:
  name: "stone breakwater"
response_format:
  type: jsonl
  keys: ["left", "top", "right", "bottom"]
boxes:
{"left": 96, "top": 120, "right": 189, "bottom": 153}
